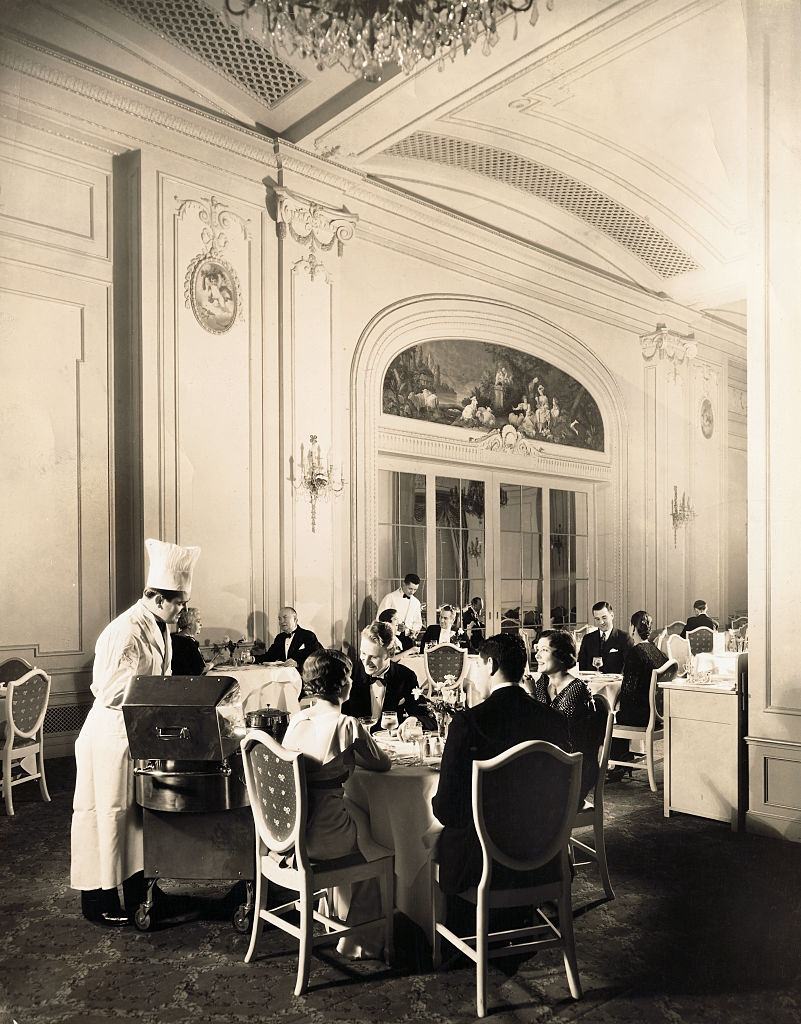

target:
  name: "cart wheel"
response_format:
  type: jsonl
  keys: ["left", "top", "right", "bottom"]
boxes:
{"left": 134, "top": 906, "right": 152, "bottom": 932}
{"left": 233, "top": 906, "right": 251, "bottom": 934}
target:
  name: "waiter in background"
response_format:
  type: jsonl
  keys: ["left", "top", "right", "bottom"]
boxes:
{"left": 377, "top": 572, "right": 423, "bottom": 642}
{"left": 70, "top": 538, "right": 200, "bottom": 926}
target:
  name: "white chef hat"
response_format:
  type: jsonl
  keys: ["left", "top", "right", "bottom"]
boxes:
{"left": 145, "top": 538, "right": 201, "bottom": 594}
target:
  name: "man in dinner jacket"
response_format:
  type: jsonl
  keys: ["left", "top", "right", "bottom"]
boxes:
{"left": 681, "top": 599, "right": 718, "bottom": 638}
{"left": 255, "top": 606, "right": 321, "bottom": 674}
{"left": 577, "top": 600, "right": 633, "bottom": 674}
{"left": 432, "top": 632, "right": 571, "bottom": 895}
{"left": 342, "top": 620, "right": 436, "bottom": 732}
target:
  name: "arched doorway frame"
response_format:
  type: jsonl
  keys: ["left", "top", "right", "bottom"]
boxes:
{"left": 350, "top": 294, "right": 628, "bottom": 631}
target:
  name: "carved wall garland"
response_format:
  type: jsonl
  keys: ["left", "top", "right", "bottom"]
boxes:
{"left": 273, "top": 185, "right": 358, "bottom": 255}
{"left": 177, "top": 195, "right": 249, "bottom": 334}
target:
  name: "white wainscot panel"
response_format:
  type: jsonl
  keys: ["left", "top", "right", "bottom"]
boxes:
{"left": 0, "top": 292, "right": 83, "bottom": 651}
{"left": 0, "top": 144, "right": 109, "bottom": 258}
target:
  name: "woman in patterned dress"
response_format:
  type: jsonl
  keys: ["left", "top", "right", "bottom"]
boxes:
{"left": 528, "top": 629, "right": 599, "bottom": 801}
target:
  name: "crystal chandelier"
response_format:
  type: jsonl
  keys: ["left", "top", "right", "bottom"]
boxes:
{"left": 224, "top": 0, "right": 551, "bottom": 82}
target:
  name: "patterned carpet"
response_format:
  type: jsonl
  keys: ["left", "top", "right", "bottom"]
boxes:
{"left": 2, "top": 757, "right": 800, "bottom": 1024}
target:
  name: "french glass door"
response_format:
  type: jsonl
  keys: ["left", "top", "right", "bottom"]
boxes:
{"left": 377, "top": 464, "right": 591, "bottom": 634}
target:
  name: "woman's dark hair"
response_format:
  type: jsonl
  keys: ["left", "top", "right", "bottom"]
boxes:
{"left": 302, "top": 649, "right": 353, "bottom": 701}
{"left": 539, "top": 629, "right": 577, "bottom": 671}
{"left": 631, "top": 610, "right": 652, "bottom": 640}
{"left": 377, "top": 609, "right": 397, "bottom": 625}
{"left": 176, "top": 606, "right": 199, "bottom": 632}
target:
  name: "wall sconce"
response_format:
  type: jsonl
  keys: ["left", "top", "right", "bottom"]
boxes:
{"left": 467, "top": 538, "right": 482, "bottom": 562}
{"left": 295, "top": 434, "right": 344, "bottom": 533}
{"left": 671, "top": 485, "right": 696, "bottom": 547}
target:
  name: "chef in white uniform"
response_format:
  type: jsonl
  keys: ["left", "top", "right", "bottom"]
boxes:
{"left": 70, "top": 538, "right": 200, "bottom": 925}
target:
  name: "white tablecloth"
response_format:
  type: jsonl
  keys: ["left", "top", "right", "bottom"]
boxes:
{"left": 346, "top": 763, "right": 440, "bottom": 934}
{"left": 218, "top": 665, "right": 302, "bottom": 714}
{"left": 694, "top": 652, "right": 740, "bottom": 679}
{"left": 394, "top": 650, "right": 487, "bottom": 707}
{"left": 574, "top": 671, "right": 623, "bottom": 709}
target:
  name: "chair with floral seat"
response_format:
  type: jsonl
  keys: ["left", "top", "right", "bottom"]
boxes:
{"left": 686, "top": 626, "right": 715, "bottom": 656}
{"left": 240, "top": 730, "right": 394, "bottom": 995}
{"left": 422, "top": 643, "right": 468, "bottom": 697}
{"left": 1, "top": 665, "right": 52, "bottom": 816}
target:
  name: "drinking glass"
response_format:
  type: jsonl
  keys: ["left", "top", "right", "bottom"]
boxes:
{"left": 358, "top": 715, "right": 377, "bottom": 732}
{"left": 381, "top": 711, "right": 399, "bottom": 736}
{"left": 592, "top": 656, "right": 604, "bottom": 672}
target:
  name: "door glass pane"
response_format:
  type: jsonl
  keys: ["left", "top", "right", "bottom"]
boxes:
{"left": 521, "top": 580, "right": 542, "bottom": 630}
{"left": 549, "top": 489, "right": 587, "bottom": 632}
{"left": 398, "top": 473, "right": 426, "bottom": 527}
{"left": 522, "top": 533, "right": 542, "bottom": 578}
{"left": 501, "top": 533, "right": 522, "bottom": 578}
{"left": 500, "top": 481, "right": 542, "bottom": 634}
{"left": 377, "top": 470, "right": 427, "bottom": 622}
{"left": 377, "top": 524, "right": 396, "bottom": 580}
{"left": 462, "top": 479, "right": 485, "bottom": 526}
{"left": 575, "top": 578, "right": 589, "bottom": 627}
{"left": 521, "top": 486, "right": 542, "bottom": 533}
{"left": 575, "top": 491, "right": 588, "bottom": 535}
{"left": 434, "top": 476, "right": 484, "bottom": 631}
{"left": 499, "top": 485, "right": 520, "bottom": 531}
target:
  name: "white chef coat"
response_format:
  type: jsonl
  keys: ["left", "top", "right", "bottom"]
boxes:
{"left": 71, "top": 600, "right": 172, "bottom": 891}
{"left": 377, "top": 588, "right": 423, "bottom": 634}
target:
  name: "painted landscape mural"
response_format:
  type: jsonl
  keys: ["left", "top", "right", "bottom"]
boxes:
{"left": 382, "top": 340, "right": 604, "bottom": 452}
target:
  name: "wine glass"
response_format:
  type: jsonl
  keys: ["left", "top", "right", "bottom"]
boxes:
{"left": 358, "top": 715, "right": 377, "bottom": 733}
{"left": 592, "top": 656, "right": 604, "bottom": 672}
{"left": 381, "top": 711, "right": 399, "bottom": 737}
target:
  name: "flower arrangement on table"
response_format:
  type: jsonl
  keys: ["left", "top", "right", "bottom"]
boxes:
{"left": 204, "top": 635, "right": 252, "bottom": 667}
{"left": 412, "top": 673, "right": 464, "bottom": 736}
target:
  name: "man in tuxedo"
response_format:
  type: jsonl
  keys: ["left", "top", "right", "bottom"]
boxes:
{"left": 432, "top": 632, "right": 571, "bottom": 895}
{"left": 377, "top": 573, "right": 423, "bottom": 641}
{"left": 418, "top": 604, "right": 467, "bottom": 652}
{"left": 681, "top": 599, "right": 718, "bottom": 638}
{"left": 461, "top": 596, "right": 485, "bottom": 653}
{"left": 342, "top": 620, "right": 436, "bottom": 733}
{"left": 577, "top": 600, "right": 632, "bottom": 674}
{"left": 255, "top": 606, "right": 321, "bottom": 673}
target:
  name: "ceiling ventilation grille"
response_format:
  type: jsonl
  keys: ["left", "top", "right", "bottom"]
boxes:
{"left": 101, "top": 0, "right": 305, "bottom": 107}
{"left": 384, "top": 131, "right": 699, "bottom": 279}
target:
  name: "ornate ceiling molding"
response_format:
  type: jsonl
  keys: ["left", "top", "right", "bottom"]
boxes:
{"left": 0, "top": 33, "right": 280, "bottom": 167}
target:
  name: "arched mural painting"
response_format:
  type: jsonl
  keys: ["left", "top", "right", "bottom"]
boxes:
{"left": 382, "top": 340, "right": 605, "bottom": 452}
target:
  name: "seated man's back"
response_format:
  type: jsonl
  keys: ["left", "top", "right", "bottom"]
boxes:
{"left": 433, "top": 682, "right": 570, "bottom": 895}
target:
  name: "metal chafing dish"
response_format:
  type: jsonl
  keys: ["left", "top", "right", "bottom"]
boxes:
{"left": 122, "top": 675, "right": 254, "bottom": 932}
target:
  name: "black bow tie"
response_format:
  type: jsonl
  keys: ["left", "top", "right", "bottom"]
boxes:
{"left": 402, "top": 593, "right": 410, "bottom": 599}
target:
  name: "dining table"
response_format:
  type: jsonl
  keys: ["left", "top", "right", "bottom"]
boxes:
{"left": 216, "top": 663, "right": 302, "bottom": 714}
{"left": 345, "top": 739, "right": 442, "bottom": 938}
{"left": 574, "top": 670, "right": 623, "bottom": 709}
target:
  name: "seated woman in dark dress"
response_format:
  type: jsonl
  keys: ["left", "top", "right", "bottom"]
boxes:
{"left": 170, "top": 606, "right": 207, "bottom": 675}
{"left": 528, "top": 629, "right": 599, "bottom": 801}
{"left": 608, "top": 609, "right": 668, "bottom": 773}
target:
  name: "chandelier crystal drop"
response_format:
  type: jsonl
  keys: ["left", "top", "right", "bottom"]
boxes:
{"left": 224, "top": 1, "right": 551, "bottom": 82}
